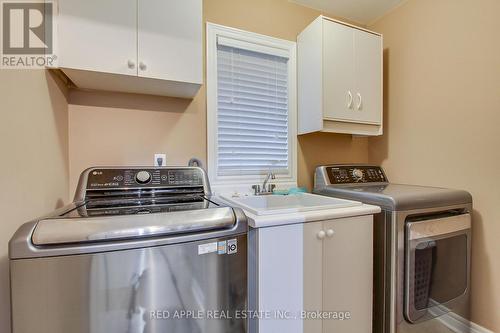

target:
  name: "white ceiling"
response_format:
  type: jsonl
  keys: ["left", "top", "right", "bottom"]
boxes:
{"left": 291, "top": 0, "right": 406, "bottom": 25}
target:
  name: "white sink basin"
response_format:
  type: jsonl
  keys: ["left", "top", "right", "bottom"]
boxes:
{"left": 220, "top": 193, "right": 361, "bottom": 216}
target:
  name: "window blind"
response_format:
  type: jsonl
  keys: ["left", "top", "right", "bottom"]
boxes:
{"left": 216, "top": 43, "right": 289, "bottom": 176}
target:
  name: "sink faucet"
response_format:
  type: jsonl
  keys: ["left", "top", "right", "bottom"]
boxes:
{"left": 252, "top": 171, "right": 276, "bottom": 195}
{"left": 262, "top": 171, "right": 275, "bottom": 191}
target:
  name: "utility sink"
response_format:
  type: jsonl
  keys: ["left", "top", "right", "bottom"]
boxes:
{"left": 220, "top": 192, "right": 362, "bottom": 216}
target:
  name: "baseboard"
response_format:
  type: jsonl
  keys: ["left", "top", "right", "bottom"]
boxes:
{"left": 437, "top": 311, "right": 495, "bottom": 333}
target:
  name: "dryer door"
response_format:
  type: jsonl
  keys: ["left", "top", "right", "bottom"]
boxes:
{"left": 404, "top": 213, "right": 471, "bottom": 323}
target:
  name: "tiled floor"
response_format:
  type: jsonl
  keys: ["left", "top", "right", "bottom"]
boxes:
{"left": 399, "top": 319, "right": 456, "bottom": 333}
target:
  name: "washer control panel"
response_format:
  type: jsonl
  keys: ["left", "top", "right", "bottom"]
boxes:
{"left": 326, "top": 166, "right": 387, "bottom": 184}
{"left": 86, "top": 168, "right": 204, "bottom": 189}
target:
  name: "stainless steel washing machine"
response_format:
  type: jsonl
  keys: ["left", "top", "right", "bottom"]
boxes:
{"left": 314, "top": 165, "right": 472, "bottom": 333}
{"left": 10, "top": 166, "right": 248, "bottom": 333}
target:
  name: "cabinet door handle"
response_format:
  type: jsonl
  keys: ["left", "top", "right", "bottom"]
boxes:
{"left": 347, "top": 91, "right": 353, "bottom": 109}
{"left": 317, "top": 230, "right": 326, "bottom": 240}
{"left": 356, "top": 93, "right": 362, "bottom": 110}
{"left": 127, "top": 60, "right": 136, "bottom": 69}
{"left": 139, "top": 62, "right": 147, "bottom": 71}
{"left": 326, "top": 229, "right": 335, "bottom": 237}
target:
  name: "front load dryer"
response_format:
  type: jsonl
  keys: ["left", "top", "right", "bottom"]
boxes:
{"left": 314, "top": 164, "right": 472, "bottom": 333}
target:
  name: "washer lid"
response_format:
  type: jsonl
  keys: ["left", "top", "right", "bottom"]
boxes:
{"left": 32, "top": 207, "right": 236, "bottom": 245}
{"left": 315, "top": 184, "right": 472, "bottom": 211}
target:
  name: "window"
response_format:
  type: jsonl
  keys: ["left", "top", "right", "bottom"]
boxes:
{"left": 207, "top": 23, "right": 297, "bottom": 190}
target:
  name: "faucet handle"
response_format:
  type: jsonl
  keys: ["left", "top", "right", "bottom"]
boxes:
{"left": 252, "top": 185, "right": 261, "bottom": 195}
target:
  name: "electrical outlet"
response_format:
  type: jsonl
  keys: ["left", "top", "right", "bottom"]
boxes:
{"left": 154, "top": 154, "right": 166, "bottom": 167}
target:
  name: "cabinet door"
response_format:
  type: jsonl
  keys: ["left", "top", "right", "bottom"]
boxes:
{"left": 256, "top": 224, "right": 304, "bottom": 333}
{"left": 322, "top": 216, "right": 373, "bottom": 333}
{"left": 57, "top": 0, "right": 137, "bottom": 76}
{"left": 138, "top": 0, "right": 202, "bottom": 84}
{"left": 354, "top": 30, "right": 382, "bottom": 124}
{"left": 303, "top": 221, "right": 324, "bottom": 333}
{"left": 322, "top": 20, "right": 355, "bottom": 122}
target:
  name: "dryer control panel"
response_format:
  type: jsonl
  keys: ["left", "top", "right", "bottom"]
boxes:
{"left": 326, "top": 165, "right": 388, "bottom": 184}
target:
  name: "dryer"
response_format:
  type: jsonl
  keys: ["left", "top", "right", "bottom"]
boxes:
{"left": 314, "top": 165, "right": 472, "bottom": 333}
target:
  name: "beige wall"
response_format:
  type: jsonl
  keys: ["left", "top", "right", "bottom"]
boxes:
{"left": 0, "top": 70, "right": 69, "bottom": 333}
{"left": 369, "top": 0, "right": 500, "bottom": 331}
{"left": 68, "top": 90, "right": 207, "bottom": 193}
{"left": 67, "top": 0, "right": 369, "bottom": 193}
{"left": 2, "top": 1, "right": 498, "bottom": 332}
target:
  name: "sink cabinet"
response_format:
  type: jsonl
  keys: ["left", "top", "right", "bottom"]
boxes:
{"left": 249, "top": 215, "right": 373, "bottom": 333}
{"left": 304, "top": 216, "right": 373, "bottom": 333}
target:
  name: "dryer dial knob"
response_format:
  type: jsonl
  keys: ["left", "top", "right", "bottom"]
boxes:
{"left": 135, "top": 171, "right": 152, "bottom": 184}
{"left": 352, "top": 169, "right": 364, "bottom": 180}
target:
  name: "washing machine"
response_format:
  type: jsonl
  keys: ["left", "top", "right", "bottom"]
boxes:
{"left": 314, "top": 164, "right": 472, "bottom": 333}
{"left": 10, "top": 166, "right": 248, "bottom": 333}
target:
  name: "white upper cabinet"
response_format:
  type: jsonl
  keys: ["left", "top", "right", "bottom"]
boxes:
{"left": 55, "top": 0, "right": 202, "bottom": 98}
{"left": 354, "top": 30, "right": 383, "bottom": 125}
{"left": 137, "top": 0, "right": 202, "bottom": 84}
{"left": 298, "top": 16, "right": 383, "bottom": 136}
{"left": 323, "top": 21, "right": 356, "bottom": 122}
{"left": 57, "top": 0, "right": 137, "bottom": 76}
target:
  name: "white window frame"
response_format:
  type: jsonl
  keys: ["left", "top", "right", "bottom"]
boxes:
{"left": 206, "top": 22, "right": 297, "bottom": 193}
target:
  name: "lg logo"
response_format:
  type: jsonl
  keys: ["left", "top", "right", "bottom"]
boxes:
{"left": 2, "top": 1, "right": 53, "bottom": 55}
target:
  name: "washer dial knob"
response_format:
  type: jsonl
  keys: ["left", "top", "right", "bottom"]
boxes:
{"left": 352, "top": 169, "right": 364, "bottom": 181}
{"left": 135, "top": 171, "right": 152, "bottom": 184}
